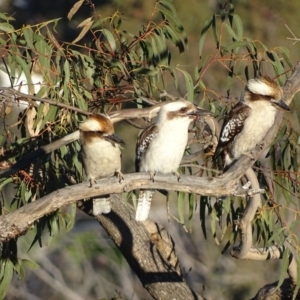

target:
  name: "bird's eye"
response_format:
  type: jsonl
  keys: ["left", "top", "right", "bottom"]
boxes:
{"left": 179, "top": 107, "right": 188, "bottom": 113}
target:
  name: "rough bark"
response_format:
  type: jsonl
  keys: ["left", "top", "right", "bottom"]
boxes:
{"left": 77, "top": 195, "right": 205, "bottom": 300}
{"left": 0, "top": 168, "right": 259, "bottom": 242}
{"left": 251, "top": 279, "right": 300, "bottom": 300}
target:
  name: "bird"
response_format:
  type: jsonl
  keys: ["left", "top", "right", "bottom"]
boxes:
{"left": 214, "top": 76, "right": 290, "bottom": 171}
{"left": 135, "top": 100, "right": 212, "bottom": 221}
{"left": 79, "top": 114, "right": 125, "bottom": 215}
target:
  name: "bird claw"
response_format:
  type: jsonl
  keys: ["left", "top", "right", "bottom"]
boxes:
{"left": 89, "top": 178, "right": 97, "bottom": 187}
{"left": 149, "top": 171, "right": 156, "bottom": 182}
{"left": 174, "top": 171, "right": 180, "bottom": 181}
{"left": 115, "top": 171, "right": 124, "bottom": 183}
{"left": 257, "top": 142, "right": 265, "bottom": 150}
{"left": 243, "top": 151, "right": 255, "bottom": 161}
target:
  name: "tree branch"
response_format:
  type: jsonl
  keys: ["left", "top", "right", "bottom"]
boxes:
{"left": 0, "top": 101, "right": 172, "bottom": 177}
{"left": 77, "top": 195, "right": 205, "bottom": 300}
{"left": 0, "top": 167, "right": 249, "bottom": 242}
{"left": 0, "top": 87, "right": 90, "bottom": 116}
{"left": 1, "top": 60, "right": 300, "bottom": 299}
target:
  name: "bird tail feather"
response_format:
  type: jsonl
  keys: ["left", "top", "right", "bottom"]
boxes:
{"left": 93, "top": 197, "right": 111, "bottom": 215}
{"left": 135, "top": 190, "right": 154, "bottom": 221}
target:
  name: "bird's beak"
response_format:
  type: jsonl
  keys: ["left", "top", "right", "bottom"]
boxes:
{"left": 187, "top": 107, "right": 213, "bottom": 117}
{"left": 271, "top": 99, "right": 290, "bottom": 112}
{"left": 104, "top": 133, "right": 126, "bottom": 145}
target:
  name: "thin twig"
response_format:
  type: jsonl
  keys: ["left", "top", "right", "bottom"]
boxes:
{"left": 285, "top": 24, "right": 300, "bottom": 45}
{"left": 0, "top": 87, "right": 90, "bottom": 116}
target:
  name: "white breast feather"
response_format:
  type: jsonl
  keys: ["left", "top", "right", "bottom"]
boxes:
{"left": 140, "top": 117, "right": 191, "bottom": 174}
{"left": 82, "top": 138, "right": 121, "bottom": 180}
{"left": 232, "top": 100, "right": 276, "bottom": 158}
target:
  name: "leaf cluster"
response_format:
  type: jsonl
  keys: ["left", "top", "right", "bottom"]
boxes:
{"left": 0, "top": 0, "right": 300, "bottom": 298}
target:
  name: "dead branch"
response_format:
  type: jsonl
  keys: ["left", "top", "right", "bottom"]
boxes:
{"left": 0, "top": 167, "right": 246, "bottom": 242}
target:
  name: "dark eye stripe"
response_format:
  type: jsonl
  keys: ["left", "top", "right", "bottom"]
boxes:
{"left": 179, "top": 107, "right": 188, "bottom": 113}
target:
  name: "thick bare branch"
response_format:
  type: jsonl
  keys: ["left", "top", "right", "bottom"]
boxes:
{"left": 231, "top": 168, "right": 262, "bottom": 259}
{"left": 0, "top": 170, "right": 242, "bottom": 242}
{"left": 77, "top": 195, "right": 204, "bottom": 300}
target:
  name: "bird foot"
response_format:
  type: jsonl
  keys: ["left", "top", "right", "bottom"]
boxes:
{"left": 115, "top": 171, "right": 124, "bottom": 183}
{"left": 89, "top": 178, "right": 97, "bottom": 187}
{"left": 257, "top": 142, "right": 265, "bottom": 150}
{"left": 243, "top": 151, "right": 255, "bottom": 161}
{"left": 149, "top": 171, "right": 156, "bottom": 182}
{"left": 173, "top": 171, "right": 180, "bottom": 181}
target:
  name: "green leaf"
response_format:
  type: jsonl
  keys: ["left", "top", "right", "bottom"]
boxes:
{"left": 266, "top": 51, "right": 285, "bottom": 82}
{"left": 133, "top": 67, "right": 158, "bottom": 76}
{"left": 224, "top": 22, "right": 239, "bottom": 41}
{"left": 0, "top": 260, "right": 14, "bottom": 299}
{"left": 100, "top": 29, "right": 117, "bottom": 53}
{"left": 277, "top": 247, "right": 290, "bottom": 289}
{"left": 33, "top": 103, "right": 45, "bottom": 129}
{"left": 73, "top": 151, "right": 83, "bottom": 176}
{"left": 169, "top": 68, "right": 178, "bottom": 88}
{"left": 199, "top": 16, "right": 214, "bottom": 57}
{"left": 63, "top": 59, "right": 70, "bottom": 91}
{"left": 222, "top": 40, "right": 250, "bottom": 52}
{"left": 0, "top": 22, "right": 14, "bottom": 32}
{"left": 177, "top": 192, "right": 185, "bottom": 225}
{"left": 14, "top": 260, "right": 25, "bottom": 280}
{"left": 15, "top": 55, "right": 32, "bottom": 91}
{"left": 211, "top": 15, "right": 219, "bottom": 49}
{"left": 198, "top": 79, "right": 206, "bottom": 90}
{"left": 22, "top": 27, "right": 34, "bottom": 49}
{"left": 35, "top": 38, "right": 52, "bottom": 77}
{"left": 163, "top": 25, "right": 185, "bottom": 53}
{"left": 0, "top": 13, "right": 15, "bottom": 22}
{"left": 211, "top": 207, "right": 218, "bottom": 244}
{"left": 159, "top": 0, "right": 177, "bottom": 16}
{"left": 229, "top": 13, "right": 243, "bottom": 40}
{"left": 35, "top": 85, "right": 48, "bottom": 98}
{"left": 153, "top": 32, "right": 169, "bottom": 65}
{"left": 178, "top": 69, "right": 194, "bottom": 101}
{"left": 0, "top": 177, "right": 14, "bottom": 190}
{"left": 270, "top": 125, "right": 287, "bottom": 146}
{"left": 159, "top": 5, "right": 187, "bottom": 45}
{"left": 21, "top": 258, "right": 40, "bottom": 270}
{"left": 278, "top": 46, "right": 293, "bottom": 68}
{"left": 41, "top": 106, "right": 58, "bottom": 129}
{"left": 197, "top": 54, "right": 210, "bottom": 75}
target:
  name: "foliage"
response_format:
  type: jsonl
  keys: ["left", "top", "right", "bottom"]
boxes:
{"left": 0, "top": 0, "right": 300, "bottom": 298}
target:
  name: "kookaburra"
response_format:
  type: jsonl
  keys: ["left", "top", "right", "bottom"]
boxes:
{"left": 135, "top": 100, "right": 211, "bottom": 221}
{"left": 214, "top": 76, "right": 290, "bottom": 170}
{"left": 79, "top": 114, "right": 124, "bottom": 215}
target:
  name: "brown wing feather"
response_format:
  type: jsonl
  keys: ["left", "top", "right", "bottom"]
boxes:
{"left": 135, "top": 124, "right": 159, "bottom": 171}
{"left": 213, "top": 102, "right": 251, "bottom": 160}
